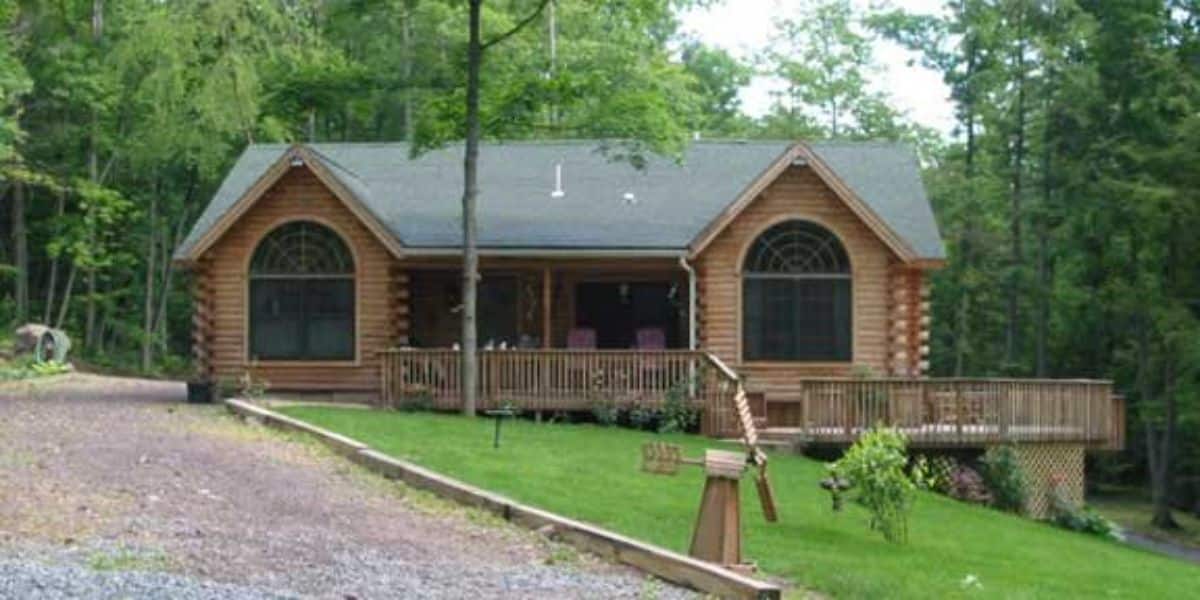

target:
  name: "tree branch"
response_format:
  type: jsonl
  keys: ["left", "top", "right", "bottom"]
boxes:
{"left": 481, "top": 0, "right": 552, "bottom": 51}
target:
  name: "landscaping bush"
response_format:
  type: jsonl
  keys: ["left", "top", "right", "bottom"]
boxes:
{"left": 589, "top": 397, "right": 620, "bottom": 426}
{"left": 627, "top": 403, "right": 657, "bottom": 431}
{"left": 1050, "top": 485, "right": 1123, "bottom": 540}
{"left": 831, "top": 427, "right": 917, "bottom": 543}
{"left": 658, "top": 381, "right": 699, "bottom": 434}
{"left": 981, "top": 444, "right": 1029, "bottom": 514}
{"left": 911, "top": 455, "right": 956, "bottom": 494}
{"left": 0, "top": 357, "right": 71, "bottom": 381}
{"left": 397, "top": 390, "right": 433, "bottom": 412}
{"left": 947, "top": 464, "right": 994, "bottom": 505}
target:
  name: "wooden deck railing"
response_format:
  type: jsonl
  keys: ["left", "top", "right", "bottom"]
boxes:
{"left": 775, "top": 378, "right": 1120, "bottom": 448}
{"left": 380, "top": 349, "right": 1124, "bottom": 447}
{"left": 380, "top": 348, "right": 744, "bottom": 436}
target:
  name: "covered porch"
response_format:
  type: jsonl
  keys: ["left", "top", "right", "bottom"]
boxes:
{"left": 401, "top": 257, "right": 693, "bottom": 352}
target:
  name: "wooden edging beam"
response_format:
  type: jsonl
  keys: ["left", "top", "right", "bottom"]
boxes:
{"left": 224, "top": 398, "right": 782, "bottom": 600}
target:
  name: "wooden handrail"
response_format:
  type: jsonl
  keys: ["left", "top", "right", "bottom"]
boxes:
{"left": 379, "top": 348, "right": 743, "bottom": 435}
{"left": 701, "top": 351, "right": 741, "bottom": 383}
{"left": 378, "top": 349, "right": 1124, "bottom": 446}
{"left": 783, "top": 378, "right": 1119, "bottom": 447}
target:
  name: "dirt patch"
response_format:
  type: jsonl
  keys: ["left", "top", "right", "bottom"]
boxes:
{"left": 0, "top": 374, "right": 688, "bottom": 598}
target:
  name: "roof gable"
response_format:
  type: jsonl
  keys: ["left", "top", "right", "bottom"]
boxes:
{"left": 175, "top": 140, "right": 944, "bottom": 263}
{"left": 176, "top": 146, "right": 402, "bottom": 262}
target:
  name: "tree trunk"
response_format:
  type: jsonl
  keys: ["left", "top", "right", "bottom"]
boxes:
{"left": 1005, "top": 23, "right": 1027, "bottom": 371}
{"left": 141, "top": 193, "right": 157, "bottom": 372}
{"left": 54, "top": 262, "right": 77, "bottom": 330}
{"left": 954, "top": 33, "right": 978, "bottom": 377}
{"left": 86, "top": 0, "right": 104, "bottom": 350}
{"left": 402, "top": 0, "right": 415, "bottom": 141}
{"left": 43, "top": 189, "right": 66, "bottom": 324}
{"left": 13, "top": 181, "right": 27, "bottom": 323}
{"left": 460, "top": 0, "right": 484, "bottom": 416}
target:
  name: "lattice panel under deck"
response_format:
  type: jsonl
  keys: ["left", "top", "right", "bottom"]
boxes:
{"left": 1007, "top": 443, "right": 1085, "bottom": 519}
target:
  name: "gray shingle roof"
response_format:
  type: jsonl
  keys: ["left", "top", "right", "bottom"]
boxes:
{"left": 175, "top": 140, "right": 944, "bottom": 260}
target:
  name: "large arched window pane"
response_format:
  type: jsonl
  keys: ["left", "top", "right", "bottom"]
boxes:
{"left": 742, "top": 220, "right": 851, "bottom": 361}
{"left": 249, "top": 221, "right": 354, "bottom": 360}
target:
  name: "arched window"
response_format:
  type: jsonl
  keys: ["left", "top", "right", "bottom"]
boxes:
{"left": 742, "top": 220, "right": 851, "bottom": 361}
{"left": 249, "top": 221, "right": 355, "bottom": 360}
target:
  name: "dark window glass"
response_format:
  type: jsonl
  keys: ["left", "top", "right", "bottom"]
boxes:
{"left": 248, "top": 222, "right": 354, "bottom": 361}
{"left": 742, "top": 221, "right": 851, "bottom": 361}
{"left": 478, "top": 277, "right": 518, "bottom": 346}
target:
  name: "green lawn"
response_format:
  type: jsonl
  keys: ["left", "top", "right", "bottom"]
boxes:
{"left": 278, "top": 406, "right": 1198, "bottom": 599}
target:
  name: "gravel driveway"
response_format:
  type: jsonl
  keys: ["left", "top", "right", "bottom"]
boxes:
{"left": 0, "top": 374, "right": 690, "bottom": 599}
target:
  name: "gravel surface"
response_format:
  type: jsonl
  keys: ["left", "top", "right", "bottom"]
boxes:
{"left": 0, "top": 374, "right": 693, "bottom": 599}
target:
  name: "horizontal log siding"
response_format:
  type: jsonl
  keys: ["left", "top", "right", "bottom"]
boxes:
{"left": 695, "top": 165, "right": 895, "bottom": 399}
{"left": 201, "top": 166, "right": 397, "bottom": 392}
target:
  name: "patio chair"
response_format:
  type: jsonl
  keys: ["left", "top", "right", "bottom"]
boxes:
{"left": 567, "top": 327, "right": 596, "bottom": 349}
{"left": 635, "top": 327, "right": 666, "bottom": 350}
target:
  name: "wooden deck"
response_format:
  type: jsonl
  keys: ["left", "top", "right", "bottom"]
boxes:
{"left": 379, "top": 349, "right": 1124, "bottom": 449}
{"left": 763, "top": 378, "right": 1122, "bottom": 449}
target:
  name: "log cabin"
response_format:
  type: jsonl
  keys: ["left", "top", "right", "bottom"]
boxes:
{"left": 175, "top": 140, "right": 1124, "bottom": 516}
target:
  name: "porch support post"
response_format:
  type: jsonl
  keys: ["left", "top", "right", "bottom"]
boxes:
{"left": 542, "top": 266, "right": 552, "bottom": 348}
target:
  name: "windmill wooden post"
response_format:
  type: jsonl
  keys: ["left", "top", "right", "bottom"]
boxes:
{"left": 638, "top": 378, "right": 779, "bottom": 568}
{"left": 641, "top": 440, "right": 776, "bottom": 568}
{"left": 689, "top": 449, "right": 748, "bottom": 565}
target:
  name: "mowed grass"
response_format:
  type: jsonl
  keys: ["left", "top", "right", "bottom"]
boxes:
{"left": 278, "top": 407, "right": 1199, "bottom": 598}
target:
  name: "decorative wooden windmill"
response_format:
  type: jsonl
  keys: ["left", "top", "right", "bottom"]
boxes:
{"left": 641, "top": 387, "right": 777, "bottom": 567}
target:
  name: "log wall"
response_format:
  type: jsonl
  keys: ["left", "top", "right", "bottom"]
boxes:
{"left": 198, "top": 166, "right": 400, "bottom": 392}
{"left": 694, "top": 165, "right": 899, "bottom": 400}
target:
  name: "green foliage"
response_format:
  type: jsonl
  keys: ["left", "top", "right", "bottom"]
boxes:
{"left": 0, "top": 357, "right": 70, "bottom": 381}
{"left": 911, "top": 454, "right": 955, "bottom": 494}
{"left": 398, "top": 390, "right": 434, "bottom": 413}
{"left": 590, "top": 397, "right": 620, "bottom": 427}
{"left": 830, "top": 427, "right": 917, "bottom": 543}
{"left": 1050, "top": 488, "right": 1123, "bottom": 541}
{"left": 658, "top": 379, "right": 699, "bottom": 434}
{"left": 627, "top": 403, "right": 657, "bottom": 431}
{"left": 980, "top": 445, "right": 1029, "bottom": 514}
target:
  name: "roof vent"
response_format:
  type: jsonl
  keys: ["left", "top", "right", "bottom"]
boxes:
{"left": 550, "top": 162, "right": 565, "bottom": 198}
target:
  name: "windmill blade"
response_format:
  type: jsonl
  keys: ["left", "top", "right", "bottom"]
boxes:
{"left": 755, "top": 462, "right": 779, "bottom": 523}
{"left": 732, "top": 383, "right": 778, "bottom": 522}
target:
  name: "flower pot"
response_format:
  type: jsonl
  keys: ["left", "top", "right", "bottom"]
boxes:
{"left": 187, "top": 380, "right": 214, "bottom": 404}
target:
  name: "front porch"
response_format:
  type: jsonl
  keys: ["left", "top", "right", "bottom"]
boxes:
{"left": 401, "top": 259, "right": 691, "bottom": 351}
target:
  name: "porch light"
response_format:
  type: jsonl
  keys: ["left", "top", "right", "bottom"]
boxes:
{"left": 622, "top": 191, "right": 637, "bottom": 205}
{"left": 290, "top": 154, "right": 304, "bottom": 167}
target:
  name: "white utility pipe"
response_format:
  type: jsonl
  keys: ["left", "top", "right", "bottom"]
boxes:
{"left": 679, "top": 255, "right": 697, "bottom": 350}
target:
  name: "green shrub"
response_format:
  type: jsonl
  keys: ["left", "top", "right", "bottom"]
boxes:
{"left": 1050, "top": 486, "right": 1123, "bottom": 540}
{"left": 911, "top": 455, "right": 955, "bottom": 494}
{"left": 658, "top": 380, "right": 699, "bottom": 434}
{"left": 0, "top": 357, "right": 71, "bottom": 381}
{"left": 831, "top": 427, "right": 917, "bottom": 543}
{"left": 627, "top": 403, "right": 657, "bottom": 431}
{"left": 398, "top": 390, "right": 433, "bottom": 412}
{"left": 980, "top": 445, "right": 1029, "bottom": 514}
{"left": 590, "top": 397, "right": 620, "bottom": 426}
{"left": 947, "top": 464, "right": 993, "bottom": 505}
